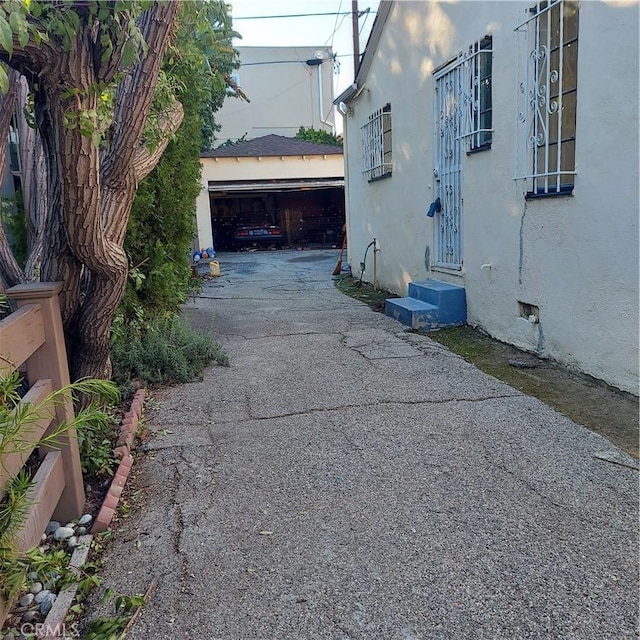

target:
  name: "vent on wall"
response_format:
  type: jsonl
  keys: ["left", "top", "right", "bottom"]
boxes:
{"left": 518, "top": 301, "right": 540, "bottom": 324}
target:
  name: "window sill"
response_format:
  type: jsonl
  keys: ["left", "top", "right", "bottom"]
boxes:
{"left": 467, "top": 143, "right": 492, "bottom": 156}
{"left": 525, "top": 187, "right": 574, "bottom": 200}
{"left": 431, "top": 265, "right": 464, "bottom": 277}
{"left": 368, "top": 172, "right": 392, "bottom": 184}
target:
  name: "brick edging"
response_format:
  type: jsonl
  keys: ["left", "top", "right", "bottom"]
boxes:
{"left": 91, "top": 388, "right": 146, "bottom": 534}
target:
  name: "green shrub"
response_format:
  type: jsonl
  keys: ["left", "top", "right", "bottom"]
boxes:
{"left": 121, "top": 5, "right": 238, "bottom": 323}
{"left": 76, "top": 408, "right": 118, "bottom": 479}
{"left": 295, "top": 126, "right": 342, "bottom": 147}
{"left": 0, "top": 374, "right": 119, "bottom": 600}
{"left": 111, "top": 314, "right": 228, "bottom": 386}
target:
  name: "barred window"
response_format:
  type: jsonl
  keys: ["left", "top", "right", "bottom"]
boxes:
{"left": 434, "top": 36, "right": 493, "bottom": 153}
{"left": 470, "top": 36, "right": 493, "bottom": 151}
{"left": 516, "top": 0, "right": 579, "bottom": 195}
{"left": 361, "top": 103, "right": 392, "bottom": 181}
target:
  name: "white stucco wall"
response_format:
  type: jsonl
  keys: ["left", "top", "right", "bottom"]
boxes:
{"left": 214, "top": 47, "right": 335, "bottom": 142}
{"left": 195, "top": 154, "right": 344, "bottom": 250}
{"left": 342, "top": 1, "right": 639, "bottom": 393}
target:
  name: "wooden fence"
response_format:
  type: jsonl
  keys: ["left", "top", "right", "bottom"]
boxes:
{"left": 0, "top": 282, "right": 85, "bottom": 624}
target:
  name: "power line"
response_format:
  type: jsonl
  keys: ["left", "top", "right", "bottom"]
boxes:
{"left": 359, "top": 7, "right": 372, "bottom": 34}
{"left": 326, "top": 13, "right": 350, "bottom": 48}
{"left": 233, "top": 10, "right": 374, "bottom": 20}
{"left": 240, "top": 55, "right": 352, "bottom": 67}
{"left": 325, "top": 0, "right": 343, "bottom": 48}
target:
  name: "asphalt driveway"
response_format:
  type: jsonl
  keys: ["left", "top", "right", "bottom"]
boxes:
{"left": 92, "top": 249, "right": 639, "bottom": 640}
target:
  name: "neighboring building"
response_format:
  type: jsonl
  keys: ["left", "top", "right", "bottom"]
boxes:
{"left": 196, "top": 135, "right": 344, "bottom": 251}
{"left": 336, "top": 1, "right": 639, "bottom": 394}
{"left": 214, "top": 46, "right": 336, "bottom": 143}
{"left": 195, "top": 46, "right": 344, "bottom": 252}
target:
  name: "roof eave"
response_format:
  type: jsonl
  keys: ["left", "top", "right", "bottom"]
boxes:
{"left": 350, "top": 1, "right": 394, "bottom": 98}
{"left": 333, "top": 83, "right": 358, "bottom": 106}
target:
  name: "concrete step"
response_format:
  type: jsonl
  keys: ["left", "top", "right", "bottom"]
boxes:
{"left": 408, "top": 280, "right": 466, "bottom": 326}
{"left": 384, "top": 298, "right": 440, "bottom": 331}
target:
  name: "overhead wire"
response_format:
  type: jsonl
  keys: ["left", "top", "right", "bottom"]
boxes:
{"left": 239, "top": 54, "right": 353, "bottom": 67}
{"left": 325, "top": 1, "right": 347, "bottom": 116}
{"left": 233, "top": 11, "right": 358, "bottom": 20}
{"left": 359, "top": 8, "right": 372, "bottom": 34}
{"left": 219, "top": 76, "right": 312, "bottom": 118}
{"left": 324, "top": 0, "right": 343, "bottom": 48}
{"left": 229, "top": 4, "right": 379, "bottom": 129}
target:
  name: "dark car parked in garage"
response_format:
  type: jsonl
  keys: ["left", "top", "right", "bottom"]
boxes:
{"left": 233, "top": 216, "right": 285, "bottom": 249}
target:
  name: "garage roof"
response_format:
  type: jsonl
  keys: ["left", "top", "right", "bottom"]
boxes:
{"left": 201, "top": 134, "right": 343, "bottom": 158}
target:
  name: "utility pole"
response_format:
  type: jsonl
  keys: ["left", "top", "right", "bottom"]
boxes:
{"left": 352, "top": 1, "right": 360, "bottom": 78}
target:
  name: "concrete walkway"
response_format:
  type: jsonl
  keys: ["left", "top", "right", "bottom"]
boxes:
{"left": 95, "top": 250, "right": 638, "bottom": 640}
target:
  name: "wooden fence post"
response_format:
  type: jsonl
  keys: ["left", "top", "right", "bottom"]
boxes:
{"left": 6, "top": 282, "right": 85, "bottom": 522}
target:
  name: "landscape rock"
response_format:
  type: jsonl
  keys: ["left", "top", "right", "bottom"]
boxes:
{"left": 34, "top": 589, "right": 51, "bottom": 604}
{"left": 29, "top": 582, "right": 42, "bottom": 595}
{"left": 53, "top": 527, "right": 74, "bottom": 541}
{"left": 78, "top": 514, "right": 93, "bottom": 526}
{"left": 39, "top": 593, "right": 57, "bottom": 616}
{"left": 19, "top": 594, "right": 34, "bottom": 607}
{"left": 45, "top": 521, "right": 60, "bottom": 535}
{"left": 21, "top": 611, "right": 37, "bottom": 623}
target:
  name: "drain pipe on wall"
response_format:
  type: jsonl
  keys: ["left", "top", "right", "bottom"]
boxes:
{"left": 357, "top": 239, "right": 377, "bottom": 287}
{"left": 373, "top": 238, "right": 378, "bottom": 290}
{"left": 306, "top": 52, "right": 334, "bottom": 132}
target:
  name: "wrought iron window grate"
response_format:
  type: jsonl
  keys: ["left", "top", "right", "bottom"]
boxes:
{"left": 434, "top": 36, "right": 494, "bottom": 151}
{"left": 361, "top": 103, "right": 392, "bottom": 181}
{"left": 515, "top": 0, "right": 579, "bottom": 195}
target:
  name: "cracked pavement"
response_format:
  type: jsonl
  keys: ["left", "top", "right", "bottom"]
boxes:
{"left": 92, "top": 250, "right": 639, "bottom": 639}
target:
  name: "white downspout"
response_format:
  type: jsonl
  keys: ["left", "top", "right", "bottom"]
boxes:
{"left": 317, "top": 59, "right": 334, "bottom": 132}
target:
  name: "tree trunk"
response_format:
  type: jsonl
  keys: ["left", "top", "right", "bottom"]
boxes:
{"left": 0, "top": 69, "right": 24, "bottom": 287}
{"left": 17, "top": 75, "right": 47, "bottom": 281}
{"left": 0, "top": 71, "right": 48, "bottom": 287}
{"left": 34, "top": 29, "right": 125, "bottom": 380}
{"left": 0, "top": 2, "right": 182, "bottom": 380}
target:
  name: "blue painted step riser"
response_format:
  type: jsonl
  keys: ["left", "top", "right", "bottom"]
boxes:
{"left": 385, "top": 279, "right": 467, "bottom": 330}
{"left": 408, "top": 281, "right": 466, "bottom": 325}
{"left": 386, "top": 303, "right": 465, "bottom": 330}
{"left": 409, "top": 281, "right": 465, "bottom": 305}
{"left": 386, "top": 301, "right": 439, "bottom": 330}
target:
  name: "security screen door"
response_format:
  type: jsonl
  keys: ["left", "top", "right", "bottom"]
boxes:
{"left": 434, "top": 65, "right": 464, "bottom": 270}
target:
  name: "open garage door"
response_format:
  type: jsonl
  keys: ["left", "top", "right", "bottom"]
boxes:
{"left": 208, "top": 178, "right": 345, "bottom": 251}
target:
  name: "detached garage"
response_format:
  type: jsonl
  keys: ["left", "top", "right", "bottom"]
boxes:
{"left": 196, "top": 135, "right": 345, "bottom": 251}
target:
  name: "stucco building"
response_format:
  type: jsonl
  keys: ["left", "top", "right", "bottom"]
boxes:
{"left": 336, "top": 0, "right": 639, "bottom": 394}
{"left": 214, "top": 46, "right": 336, "bottom": 144}
{"left": 194, "top": 46, "right": 345, "bottom": 251}
{"left": 197, "top": 135, "right": 344, "bottom": 252}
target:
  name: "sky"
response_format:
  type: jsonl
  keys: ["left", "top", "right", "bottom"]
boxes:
{"left": 228, "top": 1, "right": 381, "bottom": 102}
